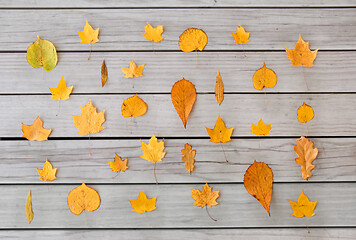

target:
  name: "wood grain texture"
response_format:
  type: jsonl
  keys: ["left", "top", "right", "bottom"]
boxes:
{"left": 0, "top": 138, "right": 354, "bottom": 183}
{"left": 2, "top": 94, "right": 356, "bottom": 137}
{"left": 0, "top": 9, "right": 355, "bottom": 51}
{"left": 2, "top": 51, "right": 356, "bottom": 94}
{"left": 0, "top": 183, "right": 354, "bottom": 228}
{"left": 1, "top": 228, "right": 356, "bottom": 240}
{"left": 1, "top": 0, "right": 356, "bottom": 8}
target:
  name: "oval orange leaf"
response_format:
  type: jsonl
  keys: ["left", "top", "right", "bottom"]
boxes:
{"left": 121, "top": 94, "right": 147, "bottom": 117}
{"left": 67, "top": 181, "right": 101, "bottom": 215}
{"left": 252, "top": 63, "right": 277, "bottom": 91}
{"left": 297, "top": 102, "right": 314, "bottom": 123}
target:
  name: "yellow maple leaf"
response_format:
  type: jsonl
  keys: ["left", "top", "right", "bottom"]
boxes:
{"left": 297, "top": 102, "right": 314, "bottom": 123}
{"left": 142, "top": 22, "right": 164, "bottom": 43}
{"left": 121, "top": 60, "right": 145, "bottom": 78}
{"left": 181, "top": 143, "right": 196, "bottom": 173}
{"left": 289, "top": 191, "right": 317, "bottom": 217}
{"left": 72, "top": 99, "right": 106, "bottom": 135}
{"left": 252, "top": 63, "right": 277, "bottom": 91}
{"left": 231, "top": 24, "right": 250, "bottom": 44}
{"left": 215, "top": 71, "right": 224, "bottom": 105}
{"left": 48, "top": 76, "right": 73, "bottom": 101}
{"left": 22, "top": 116, "right": 52, "bottom": 141}
{"left": 179, "top": 28, "right": 208, "bottom": 53}
{"left": 37, "top": 158, "right": 57, "bottom": 181}
{"left": 191, "top": 183, "right": 219, "bottom": 221}
{"left": 285, "top": 35, "right": 318, "bottom": 67}
{"left": 77, "top": 19, "right": 99, "bottom": 44}
{"left": 294, "top": 136, "right": 318, "bottom": 180}
{"left": 108, "top": 153, "right": 128, "bottom": 173}
{"left": 206, "top": 115, "right": 233, "bottom": 143}
{"left": 67, "top": 181, "right": 101, "bottom": 215}
{"left": 26, "top": 190, "right": 33, "bottom": 224}
{"left": 121, "top": 94, "right": 147, "bottom": 117}
{"left": 251, "top": 118, "right": 272, "bottom": 136}
{"left": 129, "top": 190, "right": 157, "bottom": 213}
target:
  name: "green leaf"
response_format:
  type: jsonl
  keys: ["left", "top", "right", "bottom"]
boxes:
{"left": 26, "top": 35, "right": 58, "bottom": 71}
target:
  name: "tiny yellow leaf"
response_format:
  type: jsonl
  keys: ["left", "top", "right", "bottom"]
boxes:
{"left": 49, "top": 76, "right": 73, "bottom": 101}
{"left": 129, "top": 190, "right": 157, "bottom": 213}
{"left": 231, "top": 24, "right": 250, "bottom": 44}
{"left": 26, "top": 190, "right": 34, "bottom": 224}
{"left": 251, "top": 119, "right": 272, "bottom": 136}
{"left": 297, "top": 102, "right": 314, "bottom": 123}
{"left": 37, "top": 158, "right": 57, "bottom": 181}
{"left": 215, "top": 70, "right": 224, "bottom": 105}
{"left": 206, "top": 115, "right": 233, "bottom": 143}
{"left": 22, "top": 116, "right": 52, "bottom": 141}
{"left": 121, "top": 60, "right": 145, "bottom": 78}
{"left": 77, "top": 19, "right": 99, "bottom": 44}
{"left": 142, "top": 22, "right": 164, "bottom": 43}
{"left": 289, "top": 191, "right": 317, "bottom": 218}
{"left": 108, "top": 153, "right": 128, "bottom": 173}
{"left": 179, "top": 28, "right": 208, "bottom": 53}
{"left": 252, "top": 63, "right": 277, "bottom": 91}
{"left": 121, "top": 94, "right": 147, "bottom": 117}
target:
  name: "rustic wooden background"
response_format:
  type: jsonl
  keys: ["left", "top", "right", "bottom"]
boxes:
{"left": 0, "top": 0, "right": 355, "bottom": 239}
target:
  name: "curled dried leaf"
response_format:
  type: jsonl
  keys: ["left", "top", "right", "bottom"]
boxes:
{"left": 101, "top": 60, "right": 108, "bottom": 87}
{"left": 179, "top": 28, "right": 208, "bottom": 53}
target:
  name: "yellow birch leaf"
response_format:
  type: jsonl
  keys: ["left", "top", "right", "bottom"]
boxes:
{"left": 215, "top": 70, "right": 224, "bottom": 105}
{"left": 252, "top": 63, "right": 277, "bottom": 90}
{"left": 49, "top": 76, "right": 73, "bottom": 100}
{"left": 294, "top": 136, "right": 318, "bottom": 180}
{"left": 181, "top": 143, "right": 196, "bottom": 173}
{"left": 142, "top": 22, "right": 164, "bottom": 43}
{"left": 26, "top": 190, "right": 34, "bottom": 224}
{"left": 26, "top": 35, "right": 58, "bottom": 71}
{"left": 251, "top": 119, "right": 272, "bottom": 136}
{"left": 297, "top": 102, "right": 314, "bottom": 123}
{"left": 72, "top": 99, "right": 106, "bottom": 135}
{"left": 179, "top": 28, "right": 208, "bottom": 53}
{"left": 108, "top": 153, "right": 128, "bottom": 173}
{"left": 285, "top": 35, "right": 318, "bottom": 67}
{"left": 67, "top": 181, "right": 101, "bottom": 215}
{"left": 37, "top": 158, "right": 57, "bottom": 181}
{"left": 101, "top": 60, "right": 108, "bottom": 87}
{"left": 77, "top": 19, "right": 99, "bottom": 44}
{"left": 289, "top": 191, "right": 317, "bottom": 217}
{"left": 140, "top": 133, "right": 166, "bottom": 163}
{"left": 129, "top": 190, "right": 157, "bottom": 213}
{"left": 121, "top": 94, "right": 147, "bottom": 117}
{"left": 121, "top": 60, "right": 145, "bottom": 78}
{"left": 22, "top": 116, "right": 52, "bottom": 141}
{"left": 231, "top": 24, "right": 250, "bottom": 44}
{"left": 206, "top": 115, "right": 233, "bottom": 143}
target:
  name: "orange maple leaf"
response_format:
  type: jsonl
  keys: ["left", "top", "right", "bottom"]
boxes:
{"left": 285, "top": 35, "right": 318, "bottom": 67}
{"left": 37, "top": 158, "right": 57, "bottom": 181}
{"left": 108, "top": 153, "right": 128, "bottom": 173}
{"left": 22, "top": 116, "right": 52, "bottom": 141}
{"left": 191, "top": 183, "right": 219, "bottom": 221}
{"left": 206, "top": 115, "right": 233, "bottom": 143}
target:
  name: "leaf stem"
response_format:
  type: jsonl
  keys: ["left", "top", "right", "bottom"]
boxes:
{"left": 56, "top": 100, "right": 61, "bottom": 117}
{"left": 242, "top": 44, "right": 247, "bottom": 58}
{"left": 195, "top": 50, "right": 198, "bottom": 68}
{"left": 302, "top": 66, "right": 310, "bottom": 91}
{"left": 88, "top": 43, "right": 92, "bottom": 60}
{"left": 154, "top": 162, "right": 158, "bottom": 184}
{"left": 206, "top": 206, "right": 217, "bottom": 222}
{"left": 305, "top": 123, "right": 309, "bottom": 137}
{"left": 220, "top": 143, "right": 228, "bottom": 163}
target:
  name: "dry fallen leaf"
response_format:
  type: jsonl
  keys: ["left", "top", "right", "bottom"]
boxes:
{"left": 191, "top": 183, "right": 219, "bottom": 221}
{"left": 22, "top": 116, "right": 52, "bottom": 141}
{"left": 297, "top": 102, "right": 314, "bottom": 123}
{"left": 121, "top": 60, "right": 145, "bottom": 78}
{"left": 289, "top": 191, "right": 317, "bottom": 217}
{"left": 285, "top": 35, "right": 318, "bottom": 67}
{"left": 206, "top": 115, "right": 233, "bottom": 143}
{"left": 49, "top": 76, "right": 73, "bottom": 100}
{"left": 77, "top": 19, "right": 99, "bottom": 44}
{"left": 26, "top": 35, "right": 57, "bottom": 71}
{"left": 101, "top": 60, "right": 108, "bottom": 87}
{"left": 121, "top": 94, "right": 147, "bottom": 117}
{"left": 171, "top": 78, "right": 197, "bottom": 128}
{"left": 179, "top": 28, "right": 208, "bottom": 53}
{"left": 251, "top": 119, "right": 272, "bottom": 136}
{"left": 26, "top": 190, "right": 33, "bottom": 224}
{"left": 108, "top": 153, "right": 128, "bottom": 173}
{"left": 244, "top": 161, "right": 273, "bottom": 216}
{"left": 215, "top": 70, "right": 224, "bottom": 105}
{"left": 37, "top": 158, "right": 57, "bottom": 181}
{"left": 231, "top": 24, "right": 250, "bottom": 44}
{"left": 72, "top": 99, "right": 106, "bottom": 135}
{"left": 294, "top": 136, "right": 318, "bottom": 180}
{"left": 252, "top": 63, "right": 277, "bottom": 91}
{"left": 181, "top": 143, "right": 196, "bottom": 173}
{"left": 67, "top": 181, "right": 101, "bottom": 215}
{"left": 140, "top": 133, "right": 166, "bottom": 183}
{"left": 129, "top": 190, "right": 157, "bottom": 213}
{"left": 142, "top": 22, "right": 164, "bottom": 43}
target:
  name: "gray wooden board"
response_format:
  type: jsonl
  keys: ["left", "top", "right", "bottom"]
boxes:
{"left": 0, "top": 9, "right": 355, "bottom": 51}
{"left": 1, "top": 228, "right": 356, "bottom": 240}
{"left": 0, "top": 138, "right": 354, "bottom": 184}
{"left": 0, "top": 183, "right": 354, "bottom": 228}
{"left": 2, "top": 94, "right": 356, "bottom": 137}
{"left": 2, "top": 51, "right": 356, "bottom": 94}
{"left": 1, "top": 0, "right": 356, "bottom": 8}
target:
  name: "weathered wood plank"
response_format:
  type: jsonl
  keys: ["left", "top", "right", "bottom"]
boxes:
{"left": 0, "top": 183, "right": 354, "bottom": 228}
{"left": 1, "top": 228, "right": 355, "bottom": 240}
{"left": 0, "top": 138, "right": 354, "bottom": 183}
{"left": 0, "top": 9, "right": 355, "bottom": 51}
{"left": 2, "top": 51, "right": 356, "bottom": 94}
{"left": 1, "top": 94, "right": 356, "bottom": 137}
{"left": 1, "top": 0, "right": 356, "bottom": 8}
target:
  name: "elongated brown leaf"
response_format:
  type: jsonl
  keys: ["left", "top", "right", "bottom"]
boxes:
{"left": 215, "top": 70, "right": 224, "bottom": 105}
{"left": 101, "top": 60, "right": 108, "bottom": 87}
